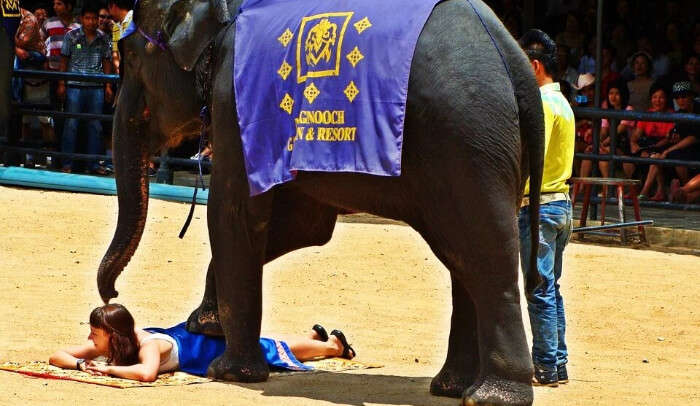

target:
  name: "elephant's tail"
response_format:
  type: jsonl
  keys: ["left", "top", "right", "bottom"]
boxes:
{"left": 518, "top": 78, "right": 544, "bottom": 299}
{"left": 469, "top": 1, "right": 544, "bottom": 297}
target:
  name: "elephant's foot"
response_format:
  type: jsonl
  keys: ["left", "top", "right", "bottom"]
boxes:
{"left": 461, "top": 376, "right": 533, "bottom": 406}
{"left": 206, "top": 351, "right": 270, "bottom": 382}
{"left": 430, "top": 364, "right": 478, "bottom": 398}
{"left": 186, "top": 305, "right": 223, "bottom": 336}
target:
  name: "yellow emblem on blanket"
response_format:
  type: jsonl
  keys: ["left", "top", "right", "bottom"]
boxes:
{"left": 305, "top": 18, "right": 336, "bottom": 66}
{"left": 2, "top": 0, "right": 21, "bottom": 17}
{"left": 296, "top": 12, "right": 353, "bottom": 83}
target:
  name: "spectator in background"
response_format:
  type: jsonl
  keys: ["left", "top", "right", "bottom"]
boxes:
{"left": 660, "top": 21, "right": 684, "bottom": 69}
{"left": 635, "top": 36, "right": 671, "bottom": 80}
{"left": 670, "top": 173, "right": 700, "bottom": 204}
{"left": 674, "top": 53, "right": 699, "bottom": 98}
{"left": 107, "top": 0, "right": 134, "bottom": 75}
{"left": 43, "top": 0, "right": 80, "bottom": 165}
{"left": 579, "top": 79, "right": 635, "bottom": 179}
{"left": 98, "top": 6, "right": 113, "bottom": 33}
{"left": 97, "top": 6, "right": 114, "bottom": 69}
{"left": 599, "top": 45, "right": 621, "bottom": 98}
{"left": 577, "top": 37, "right": 596, "bottom": 74}
{"left": 14, "top": 6, "right": 46, "bottom": 79}
{"left": 576, "top": 41, "right": 621, "bottom": 97}
{"left": 33, "top": 6, "right": 48, "bottom": 28}
{"left": 643, "top": 81, "right": 700, "bottom": 201}
{"left": 15, "top": 6, "right": 54, "bottom": 161}
{"left": 556, "top": 43, "right": 578, "bottom": 86}
{"left": 556, "top": 12, "right": 585, "bottom": 67}
{"left": 609, "top": 22, "right": 635, "bottom": 72}
{"left": 58, "top": 4, "right": 113, "bottom": 174}
{"left": 15, "top": 6, "right": 47, "bottom": 61}
{"left": 626, "top": 51, "right": 654, "bottom": 111}
{"left": 628, "top": 83, "right": 675, "bottom": 199}
{"left": 573, "top": 73, "right": 595, "bottom": 176}
{"left": 43, "top": 0, "right": 80, "bottom": 72}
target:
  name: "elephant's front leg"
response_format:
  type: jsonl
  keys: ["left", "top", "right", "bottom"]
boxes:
{"left": 205, "top": 172, "right": 274, "bottom": 382}
{"left": 430, "top": 274, "right": 480, "bottom": 397}
{"left": 187, "top": 261, "right": 223, "bottom": 336}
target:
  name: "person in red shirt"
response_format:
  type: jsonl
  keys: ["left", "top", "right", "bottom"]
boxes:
{"left": 629, "top": 83, "right": 675, "bottom": 199}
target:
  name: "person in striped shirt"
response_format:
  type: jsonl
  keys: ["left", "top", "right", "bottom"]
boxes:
{"left": 43, "top": 0, "right": 79, "bottom": 71}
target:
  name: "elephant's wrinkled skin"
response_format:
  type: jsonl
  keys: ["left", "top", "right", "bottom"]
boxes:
{"left": 97, "top": 0, "right": 544, "bottom": 404}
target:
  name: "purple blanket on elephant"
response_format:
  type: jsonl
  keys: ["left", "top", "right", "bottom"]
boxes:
{"left": 234, "top": 0, "right": 440, "bottom": 195}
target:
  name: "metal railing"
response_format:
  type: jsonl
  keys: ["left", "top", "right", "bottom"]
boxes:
{"left": 572, "top": 106, "right": 700, "bottom": 211}
{"left": 3, "top": 69, "right": 209, "bottom": 184}
{"left": 3, "top": 69, "right": 699, "bottom": 210}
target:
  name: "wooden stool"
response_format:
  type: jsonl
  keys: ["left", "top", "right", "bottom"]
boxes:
{"left": 570, "top": 177, "right": 647, "bottom": 243}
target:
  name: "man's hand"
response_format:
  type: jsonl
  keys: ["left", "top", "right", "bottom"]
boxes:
{"left": 105, "top": 85, "right": 114, "bottom": 103}
{"left": 57, "top": 82, "right": 66, "bottom": 101}
{"left": 15, "top": 47, "right": 29, "bottom": 60}
{"left": 669, "top": 131, "right": 680, "bottom": 144}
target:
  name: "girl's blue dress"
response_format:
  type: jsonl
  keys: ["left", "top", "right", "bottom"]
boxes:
{"left": 145, "top": 322, "right": 311, "bottom": 376}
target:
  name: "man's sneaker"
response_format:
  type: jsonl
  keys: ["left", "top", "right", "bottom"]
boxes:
{"left": 557, "top": 364, "right": 569, "bottom": 384}
{"left": 532, "top": 364, "right": 559, "bottom": 387}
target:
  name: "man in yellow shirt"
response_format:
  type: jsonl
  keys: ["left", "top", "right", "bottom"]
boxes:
{"left": 107, "top": 0, "right": 133, "bottom": 74}
{"left": 518, "top": 29, "right": 575, "bottom": 388}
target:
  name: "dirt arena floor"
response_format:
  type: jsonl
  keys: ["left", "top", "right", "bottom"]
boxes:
{"left": 1, "top": 185, "right": 699, "bottom": 405}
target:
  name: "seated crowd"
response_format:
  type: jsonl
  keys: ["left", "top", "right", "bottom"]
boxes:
{"left": 496, "top": 0, "right": 700, "bottom": 204}
{"left": 6, "top": 0, "right": 700, "bottom": 203}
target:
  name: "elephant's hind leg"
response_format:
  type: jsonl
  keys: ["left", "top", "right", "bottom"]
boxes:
{"left": 457, "top": 209, "right": 533, "bottom": 405}
{"left": 430, "top": 274, "right": 480, "bottom": 398}
{"left": 412, "top": 195, "right": 533, "bottom": 405}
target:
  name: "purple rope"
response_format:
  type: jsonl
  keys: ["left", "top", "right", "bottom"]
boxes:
{"left": 137, "top": 27, "right": 168, "bottom": 51}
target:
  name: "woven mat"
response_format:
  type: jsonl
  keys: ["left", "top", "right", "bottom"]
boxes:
{"left": 0, "top": 358, "right": 382, "bottom": 388}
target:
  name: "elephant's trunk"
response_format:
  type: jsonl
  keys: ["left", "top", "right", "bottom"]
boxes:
{"left": 97, "top": 105, "right": 150, "bottom": 303}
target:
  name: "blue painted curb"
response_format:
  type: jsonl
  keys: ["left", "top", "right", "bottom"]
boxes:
{"left": 0, "top": 167, "right": 209, "bottom": 204}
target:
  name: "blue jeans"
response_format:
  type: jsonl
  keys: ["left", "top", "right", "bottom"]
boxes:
{"left": 61, "top": 86, "right": 104, "bottom": 171}
{"left": 518, "top": 199, "right": 572, "bottom": 370}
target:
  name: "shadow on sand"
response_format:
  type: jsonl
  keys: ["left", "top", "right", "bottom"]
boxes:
{"left": 229, "top": 372, "right": 459, "bottom": 406}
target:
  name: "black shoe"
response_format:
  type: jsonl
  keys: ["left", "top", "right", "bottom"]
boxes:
{"left": 532, "top": 364, "right": 558, "bottom": 387}
{"left": 557, "top": 364, "right": 569, "bottom": 384}
{"left": 312, "top": 324, "right": 328, "bottom": 341}
{"left": 330, "top": 329, "right": 356, "bottom": 359}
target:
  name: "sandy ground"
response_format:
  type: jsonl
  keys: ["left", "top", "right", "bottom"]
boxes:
{"left": 1, "top": 185, "right": 699, "bottom": 405}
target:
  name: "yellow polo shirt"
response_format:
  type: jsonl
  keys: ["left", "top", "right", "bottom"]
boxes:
{"left": 524, "top": 82, "right": 576, "bottom": 196}
{"left": 111, "top": 10, "right": 133, "bottom": 51}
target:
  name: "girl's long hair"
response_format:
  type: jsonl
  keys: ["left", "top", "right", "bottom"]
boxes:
{"left": 90, "top": 304, "right": 140, "bottom": 366}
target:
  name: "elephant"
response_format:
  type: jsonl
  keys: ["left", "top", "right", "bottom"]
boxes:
{"left": 1, "top": 11, "right": 21, "bottom": 156}
{"left": 97, "top": 0, "right": 544, "bottom": 404}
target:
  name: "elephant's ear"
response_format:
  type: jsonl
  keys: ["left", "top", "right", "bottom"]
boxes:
{"left": 163, "top": 0, "right": 231, "bottom": 71}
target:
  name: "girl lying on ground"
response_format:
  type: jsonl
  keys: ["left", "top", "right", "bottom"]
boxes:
{"left": 49, "top": 303, "right": 355, "bottom": 381}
